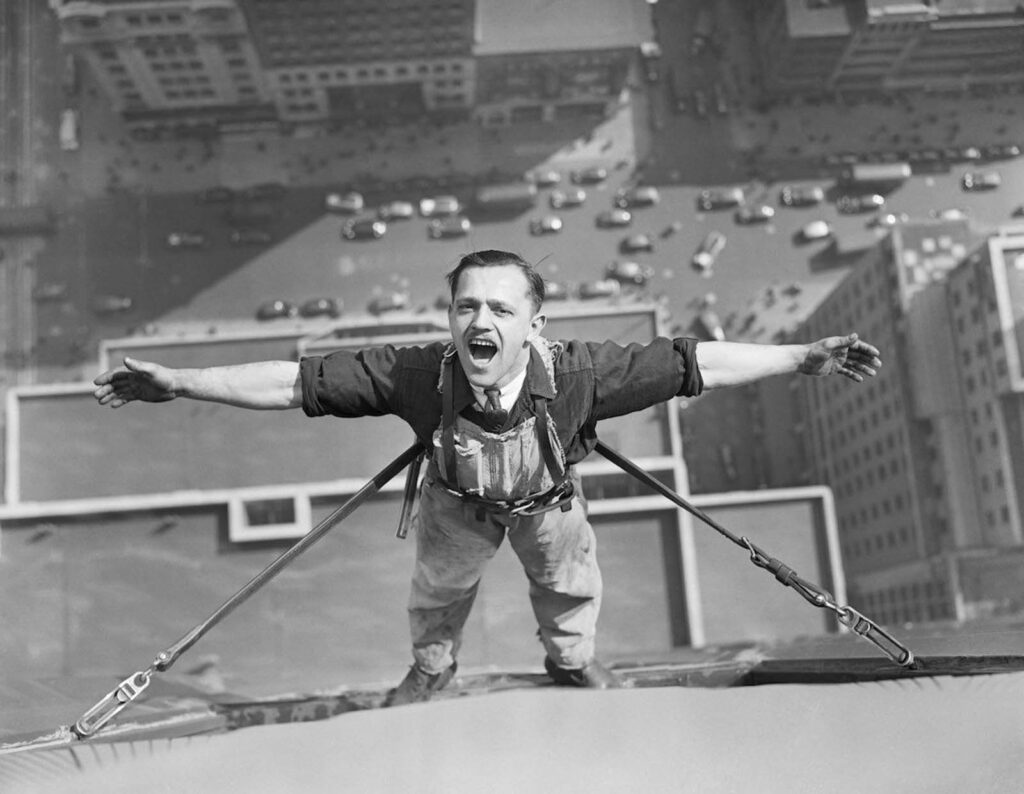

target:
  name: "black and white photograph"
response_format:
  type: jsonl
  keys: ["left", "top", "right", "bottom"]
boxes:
{"left": 2, "top": 1, "right": 1024, "bottom": 791}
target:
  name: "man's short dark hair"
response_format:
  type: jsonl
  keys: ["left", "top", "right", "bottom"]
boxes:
{"left": 446, "top": 250, "right": 546, "bottom": 312}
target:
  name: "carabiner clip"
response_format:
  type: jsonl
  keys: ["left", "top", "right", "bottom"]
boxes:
{"left": 72, "top": 669, "right": 152, "bottom": 738}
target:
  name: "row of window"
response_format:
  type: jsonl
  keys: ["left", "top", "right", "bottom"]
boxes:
{"left": 279, "top": 62, "right": 463, "bottom": 84}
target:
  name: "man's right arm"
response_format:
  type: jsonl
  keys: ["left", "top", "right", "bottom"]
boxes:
{"left": 93, "top": 357, "right": 302, "bottom": 410}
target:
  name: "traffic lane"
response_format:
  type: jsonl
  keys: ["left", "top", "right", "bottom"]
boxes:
{"left": 51, "top": 154, "right": 1024, "bottom": 335}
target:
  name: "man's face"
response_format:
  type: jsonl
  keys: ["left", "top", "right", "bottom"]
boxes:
{"left": 448, "top": 264, "right": 546, "bottom": 389}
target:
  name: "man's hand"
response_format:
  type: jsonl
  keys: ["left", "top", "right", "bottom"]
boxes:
{"left": 799, "top": 333, "right": 882, "bottom": 382}
{"left": 93, "top": 357, "right": 178, "bottom": 408}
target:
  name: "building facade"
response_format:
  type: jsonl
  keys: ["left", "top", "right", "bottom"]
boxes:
{"left": 50, "top": 0, "right": 649, "bottom": 136}
{"left": 797, "top": 221, "right": 1024, "bottom": 625}
{"left": 751, "top": 0, "right": 1024, "bottom": 98}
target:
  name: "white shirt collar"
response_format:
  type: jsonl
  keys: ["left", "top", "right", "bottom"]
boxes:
{"left": 471, "top": 367, "right": 528, "bottom": 412}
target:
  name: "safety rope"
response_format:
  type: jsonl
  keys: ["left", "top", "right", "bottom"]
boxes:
{"left": 594, "top": 440, "right": 916, "bottom": 669}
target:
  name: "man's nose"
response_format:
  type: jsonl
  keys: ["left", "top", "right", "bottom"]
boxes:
{"left": 471, "top": 306, "right": 494, "bottom": 327}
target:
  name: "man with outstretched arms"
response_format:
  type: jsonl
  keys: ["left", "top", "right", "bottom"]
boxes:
{"left": 94, "top": 249, "right": 881, "bottom": 704}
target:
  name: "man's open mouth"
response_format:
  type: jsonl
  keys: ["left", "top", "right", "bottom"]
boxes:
{"left": 468, "top": 338, "right": 498, "bottom": 363}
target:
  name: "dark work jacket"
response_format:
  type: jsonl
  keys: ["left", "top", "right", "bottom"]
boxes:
{"left": 299, "top": 336, "right": 703, "bottom": 466}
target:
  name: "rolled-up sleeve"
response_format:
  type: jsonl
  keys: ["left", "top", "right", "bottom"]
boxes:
{"left": 300, "top": 347, "right": 399, "bottom": 418}
{"left": 589, "top": 336, "right": 703, "bottom": 420}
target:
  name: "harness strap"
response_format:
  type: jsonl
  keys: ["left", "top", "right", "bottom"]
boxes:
{"left": 534, "top": 397, "right": 566, "bottom": 481}
{"left": 441, "top": 356, "right": 458, "bottom": 483}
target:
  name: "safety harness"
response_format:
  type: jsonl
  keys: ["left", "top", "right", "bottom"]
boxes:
{"left": 435, "top": 341, "right": 575, "bottom": 518}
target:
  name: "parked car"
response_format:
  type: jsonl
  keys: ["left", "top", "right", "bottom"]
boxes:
{"left": 299, "top": 297, "right": 341, "bottom": 319}
{"left": 92, "top": 294, "right": 133, "bottom": 314}
{"left": 428, "top": 215, "right": 472, "bottom": 239}
{"left": 197, "top": 186, "right": 235, "bottom": 204}
{"left": 961, "top": 171, "right": 1001, "bottom": 191}
{"left": 696, "top": 187, "right": 744, "bottom": 211}
{"left": 324, "top": 191, "right": 364, "bottom": 214}
{"left": 32, "top": 282, "right": 69, "bottom": 302}
{"left": 578, "top": 279, "right": 622, "bottom": 300}
{"left": 543, "top": 280, "right": 570, "bottom": 301}
{"left": 614, "top": 186, "right": 660, "bottom": 209}
{"left": 367, "top": 292, "right": 409, "bottom": 315}
{"left": 529, "top": 169, "right": 562, "bottom": 187}
{"left": 798, "top": 220, "right": 833, "bottom": 242}
{"left": 605, "top": 260, "right": 654, "bottom": 287}
{"left": 570, "top": 166, "right": 608, "bottom": 185}
{"left": 734, "top": 204, "right": 775, "bottom": 224}
{"left": 529, "top": 215, "right": 563, "bottom": 235}
{"left": 836, "top": 194, "right": 885, "bottom": 214}
{"left": 419, "top": 195, "right": 461, "bottom": 217}
{"left": 691, "top": 231, "right": 727, "bottom": 272}
{"left": 377, "top": 200, "right": 415, "bottom": 221}
{"left": 229, "top": 229, "right": 272, "bottom": 246}
{"left": 165, "top": 231, "right": 207, "bottom": 249}
{"left": 779, "top": 185, "right": 825, "bottom": 207}
{"left": 549, "top": 188, "right": 586, "bottom": 209}
{"left": 342, "top": 217, "right": 387, "bottom": 240}
{"left": 595, "top": 208, "right": 632, "bottom": 228}
{"left": 619, "top": 233, "right": 654, "bottom": 253}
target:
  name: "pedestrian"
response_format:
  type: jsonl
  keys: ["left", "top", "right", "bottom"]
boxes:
{"left": 92, "top": 249, "right": 882, "bottom": 705}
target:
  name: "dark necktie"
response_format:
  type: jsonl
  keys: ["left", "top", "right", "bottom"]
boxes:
{"left": 483, "top": 387, "right": 508, "bottom": 427}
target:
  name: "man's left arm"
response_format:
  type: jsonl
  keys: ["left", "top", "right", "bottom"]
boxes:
{"left": 696, "top": 333, "right": 881, "bottom": 389}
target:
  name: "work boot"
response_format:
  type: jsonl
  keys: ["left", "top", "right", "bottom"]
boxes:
{"left": 544, "top": 656, "right": 623, "bottom": 689}
{"left": 383, "top": 662, "right": 457, "bottom": 707}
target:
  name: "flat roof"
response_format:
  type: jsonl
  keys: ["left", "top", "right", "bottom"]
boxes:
{"left": 474, "top": 0, "right": 653, "bottom": 56}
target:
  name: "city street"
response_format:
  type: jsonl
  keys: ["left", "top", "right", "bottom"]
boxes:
{"left": 5, "top": 0, "right": 1024, "bottom": 385}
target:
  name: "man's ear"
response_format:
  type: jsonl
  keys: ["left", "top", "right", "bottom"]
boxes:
{"left": 527, "top": 312, "right": 547, "bottom": 342}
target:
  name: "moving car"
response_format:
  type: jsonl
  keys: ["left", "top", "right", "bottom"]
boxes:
{"left": 868, "top": 212, "right": 910, "bottom": 228}
{"left": 367, "top": 292, "right": 409, "bottom": 315}
{"left": 578, "top": 278, "right": 621, "bottom": 299}
{"left": 798, "top": 220, "right": 833, "bottom": 242}
{"left": 734, "top": 204, "right": 775, "bottom": 225}
{"left": 529, "top": 169, "right": 561, "bottom": 187}
{"left": 543, "top": 280, "right": 570, "bottom": 301}
{"left": 377, "top": 201, "right": 415, "bottom": 221}
{"left": 836, "top": 194, "right": 885, "bottom": 214}
{"left": 342, "top": 217, "right": 387, "bottom": 240}
{"left": 419, "top": 195, "right": 461, "bottom": 217}
{"left": 92, "top": 294, "right": 134, "bottom": 314}
{"left": 427, "top": 215, "right": 472, "bottom": 239}
{"left": 229, "top": 229, "right": 273, "bottom": 246}
{"left": 619, "top": 233, "right": 654, "bottom": 253}
{"left": 779, "top": 185, "right": 824, "bottom": 207}
{"left": 529, "top": 215, "right": 563, "bottom": 235}
{"left": 32, "top": 282, "right": 69, "bottom": 302}
{"left": 165, "top": 231, "right": 207, "bottom": 249}
{"left": 242, "top": 182, "right": 287, "bottom": 200}
{"left": 696, "top": 187, "right": 744, "bottom": 211}
{"left": 614, "top": 186, "right": 660, "bottom": 209}
{"left": 595, "top": 208, "right": 632, "bottom": 228}
{"left": 691, "top": 230, "right": 727, "bottom": 272}
{"left": 324, "top": 191, "right": 364, "bottom": 214}
{"left": 255, "top": 299, "right": 296, "bottom": 321}
{"left": 961, "top": 171, "right": 1001, "bottom": 191}
{"left": 605, "top": 260, "right": 654, "bottom": 287}
{"left": 299, "top": 297, "right": 342, "bottom": 319}
{"left": 197, "top": 186, "right": 235, "bottom": 204}
{"left": 549, "top": 188, "right": 586, "bottom": 209}
{"left": 570, "top": 166, "right": 608, "bottom": 185}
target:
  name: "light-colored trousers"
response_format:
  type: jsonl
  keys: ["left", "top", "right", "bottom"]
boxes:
{"left": 408, "top": 476, "right": 602, "bottom": 674}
